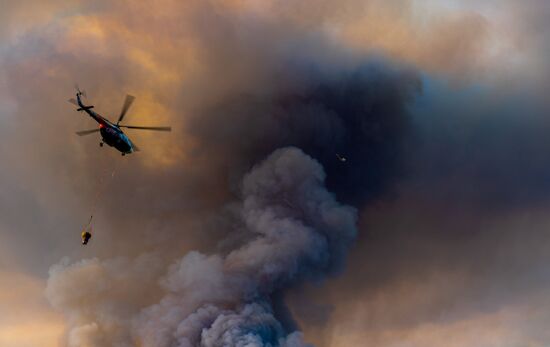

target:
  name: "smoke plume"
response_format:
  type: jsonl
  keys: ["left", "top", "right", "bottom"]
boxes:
{"left": 47, "top": 147, "right": 358, "bottom": 346}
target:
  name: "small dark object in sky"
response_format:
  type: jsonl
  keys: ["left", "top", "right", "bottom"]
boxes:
{"left": 81, "top": 230, "right": 92, "bottom": 245}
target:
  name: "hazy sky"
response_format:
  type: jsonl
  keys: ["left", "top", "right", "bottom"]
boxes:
{"left": 1, "top": 1, "right": 550, "bottom": 346}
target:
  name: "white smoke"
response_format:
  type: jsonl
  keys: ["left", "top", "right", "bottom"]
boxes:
{"left": 47, "top": 147, "right": 357, "bottom": 346}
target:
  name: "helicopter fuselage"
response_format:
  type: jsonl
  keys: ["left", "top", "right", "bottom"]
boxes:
{"left": 99, "top": 124, "right": 133, "bottom": 154}
{"left": 77, "top": 93, "right": 134, "bottom": 154}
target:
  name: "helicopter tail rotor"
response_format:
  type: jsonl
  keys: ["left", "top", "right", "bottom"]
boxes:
{"left": 75, "top": 83, "right": 87, "bottom": 98}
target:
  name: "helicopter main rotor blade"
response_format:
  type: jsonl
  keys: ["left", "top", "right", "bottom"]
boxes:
{"left": 75, "top": 129, "right": 100, "bottom": 136}
{"left": 68, "top": 98, "right": 79, "bottom": 106}
{"left": 117, "top": 94, "right": 135, "bottom": 125}
{"left": 118, "top": 125, "right": 172, "bottom": 131}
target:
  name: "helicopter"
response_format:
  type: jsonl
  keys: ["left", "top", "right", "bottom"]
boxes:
{"left": 68, "top": 87, "right": 171, "bottom": 155}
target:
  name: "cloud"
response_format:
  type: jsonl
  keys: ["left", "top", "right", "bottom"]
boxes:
{"left": 1, "top": 1, "right": 550, "bottom": 347}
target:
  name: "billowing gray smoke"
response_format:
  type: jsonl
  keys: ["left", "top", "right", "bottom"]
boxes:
{"left": 47, "top": 147, "right": 357, "bottom": 346}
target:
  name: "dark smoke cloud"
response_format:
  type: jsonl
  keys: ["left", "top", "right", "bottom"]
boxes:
{"left": 289, "top": 78, "right": 550, "bottom": 346}
{"left": 188, "top": 61, "right": 420, "bottom": 206}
